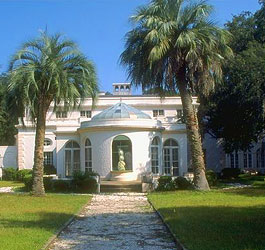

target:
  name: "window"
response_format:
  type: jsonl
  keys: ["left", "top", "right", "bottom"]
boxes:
{"left": 65, "top": 141, "right": 80, "bottom": 177}
{"left": 256, "top": 146, "right": 265, "bottom": 168}
{"left": 56, "top": 111, "right": 67, "bottom": 118}
{"left": 243, "top": 151, "right": 252, "bottom": 168}
{"left": 112, "top": 135, "right": 132, "bottom": 171}
{"left": 230, "top": 151, "right": 239, "bottom": 168}
{"left": 80, "top": 110, "right": 91, "bottom": 118}
{"left": 163, "top": 139, "right": 179, "bottom": 176}
{"left": 151, "top": 137, "right": 160, "bottom": 174}
{"left": 177, "top": 109, "right": 183, "bottom": 118}
{"left": 44, "top": 138, "right": 52, "bottom": 146}
{"left": 153, "top": 109, "right": 164, "bottom": 117}
{"left": 176, "top": 109, "right": 184, "bottom": 123}
{"left": 44, "top": 152, "right": 53, "bottom": 166}
{"left": 85, "top": 138, "right": 92, "bottom": 173}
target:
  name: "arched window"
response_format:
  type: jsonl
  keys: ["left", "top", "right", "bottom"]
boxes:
{"left": 44, "top": 138, "right": 52, "bottom": 146}
{"left": 112, "top": 135, "right": 132, "bottom": 171}
{"left": 85, "top": 138, "right": 92, "bottom": 173}
{"left": 120, "top": 86, "right": 124, "bottom": 92}
{"left": 163, "top": 139, "right": 179, "bottom": 176}
{"left": 65, "top": 140, "right": 80, "bottom": 177}
{"left": 151, "top": 137, "right": 161, "bottom": 174}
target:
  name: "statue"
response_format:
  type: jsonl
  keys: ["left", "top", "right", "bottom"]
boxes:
{"left": 117, "top": 148, "right": 126, "bottom": 171}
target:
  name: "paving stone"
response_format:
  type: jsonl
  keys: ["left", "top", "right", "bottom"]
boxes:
{"left": 0, "top": 187, "right": 14, "bottom": 193}
{"left": 49, "top": 193, "right": 177, "bottom": 250}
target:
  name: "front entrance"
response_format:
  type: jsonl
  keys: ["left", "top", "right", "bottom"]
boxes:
{"left": 112, "top": 135, "right": 132, "bottom": 171}
{"left": 163, "top": 139, "right": 179, "bottom": 176}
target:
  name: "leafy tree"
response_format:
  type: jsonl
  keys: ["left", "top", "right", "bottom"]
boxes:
{"left": 255, "top": 0, "right": 265, "bottom": 43}
{"left": 120, "top": 0, "right": 232, "bottom": 190}
{"left": 225, "top": 12, "right": 256, "bottom": 53}
{"left": 8, "top": 32, "right": 98, "bottom": 196}
{"left": 205, "top": 2, "right": 265, "bottom": 152}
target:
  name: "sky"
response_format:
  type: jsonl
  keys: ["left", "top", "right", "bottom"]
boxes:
{"left": 0, "top": 0, "right": 261, "bottom": 93}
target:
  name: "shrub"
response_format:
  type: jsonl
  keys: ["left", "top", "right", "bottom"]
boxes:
{"left": 72, "top": 171, "right": 98, "bottom": 193}
{"left": 52, "top": 180, "right": 72, "bottom": 192}
{"left": 43, "top": 177, "right": 53, "bottom": 191}
{"left": 23, "top": 174, "right": 33, "bottom": 191}
{"left": 174, "top": 176, "right": 194, "bottom": 190}
{"left": 221, "top": 168, "right": 241, "bottom": 179}
{"left": 206, "top": 170, "right": 218, "bottom": 187}
{"left": 156, "top": 176, "right": 175, "bottom": 191}
{"left": 23, "top": 175, "right": 54, "bottom": 192}
{"left": 3, "top": 167, "right": 17, "bottom": 181}
{"left": 17, "top": 169, "right": 32, "bottom": 181}
{"left": 44, "top": 165, "right": 56, "bottom": 175}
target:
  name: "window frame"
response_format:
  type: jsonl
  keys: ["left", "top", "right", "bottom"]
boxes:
{"left": 43, "top": 151, "right": 53, "bottom": 166}
{"left": 85, "top": 138, "right": 92, "bottom": 173}
{"left": 44, "top": 138, "right": 52, "bottom": 146}
{"left": 153, "top": 109, "right": 165, "bottom": 117}
{"left": 56, "top": 111, "right": 68, "bottom": 119}
{"left": 151, "top": 137, "right": 161, "bottom": 175}
{"left": 80, "top": 110, "right": 92, "bottom": 118}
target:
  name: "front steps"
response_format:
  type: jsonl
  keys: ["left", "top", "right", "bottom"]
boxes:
{"left": 100, "top": 180, "right": 142, "bottom": 193}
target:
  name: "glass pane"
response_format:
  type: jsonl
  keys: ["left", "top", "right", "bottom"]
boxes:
{"left": 163, "top": 148, "right": 171, "bottom": 174}
{"left": 72, "top": 141, "right": 80, "bottom": 148}
{"left": 85, "top": 148, "right": 88, "bottom": 161}
{"left": 85, "top": 138, "right": 91, "bottom": 146}
{"left": 173, "top": 167, "right": 179, "bottom": 176}
{"left": 65, "top": 150, "right": 72, "bottom": 176}
{"left": 164, "top": 139, "right": 178, "bottom": 147}
{"left": 152, "top": 137, "right": 160, "bottom": 145}
{"left": 112, "top": 136, "right": 132, "bottom": 171}
{"left": 172, "top": 148, "right": 178, "bottom": 161}
{"left": 73, "top": 150, "right": 80, "bottom": 172}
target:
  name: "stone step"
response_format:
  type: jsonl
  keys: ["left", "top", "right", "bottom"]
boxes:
{"left": 100, "top": 180, "right": 142, "bottom": 193}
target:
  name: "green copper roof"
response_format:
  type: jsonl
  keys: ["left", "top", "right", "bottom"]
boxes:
{"left": 92, "top": 102, "right": 151, "bottom": 120}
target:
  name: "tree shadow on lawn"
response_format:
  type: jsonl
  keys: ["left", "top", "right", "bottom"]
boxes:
{"left": 0, "top": 212, "right": 73, "bottom": 231}
{"left": 159, "top": 205, "right": 265, "bottom": 250}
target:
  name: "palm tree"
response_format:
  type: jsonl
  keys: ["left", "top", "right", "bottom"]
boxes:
{"left": 8, "top": 32, "right": 98, "bottom": 196}
{"left": 120, "top": 0, "right": 233, "bottom": 190}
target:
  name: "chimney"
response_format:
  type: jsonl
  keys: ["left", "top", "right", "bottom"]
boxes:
{"left": 112, "top": 83, "right": 132, "bottom": 95}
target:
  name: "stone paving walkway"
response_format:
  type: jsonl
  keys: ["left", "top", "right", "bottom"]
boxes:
{"left": 0, "top": 187, "right": 14, "bottom": 193}
{"left": 49, "top": 193, "right": 177, "bottom": 250}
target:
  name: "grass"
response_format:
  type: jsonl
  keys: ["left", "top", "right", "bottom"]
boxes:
{"left": 148, "top": 188, "right": 265, "bottom": 250}
{"left": 0, "top": 193, "right": 91, "bottom": 250}
{"left": 0, "top": 180, "right": 24, "bottom": 188}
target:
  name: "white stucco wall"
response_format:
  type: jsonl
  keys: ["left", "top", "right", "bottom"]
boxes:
{"left": 17, "top": 130, "right": 56, "bottom": 169}
{"left": 0, "top": 146, "right": 17, "bottom": 168}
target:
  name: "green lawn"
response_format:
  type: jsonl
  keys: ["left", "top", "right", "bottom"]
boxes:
{"left": 0, "top": 180, "right": 24, "bottom": 188}
{"left": 0, "top": 193, "right": 91, "bottom": 250}
{"left": 148, "top": 188, "right": 265, "bottom": 250}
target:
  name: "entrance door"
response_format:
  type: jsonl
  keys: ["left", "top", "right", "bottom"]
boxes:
{"left": 163, "top": 139, "right": 179, "bottom": 176}
{"left": 65, "top": 141, "right": 80, "bottom": 177}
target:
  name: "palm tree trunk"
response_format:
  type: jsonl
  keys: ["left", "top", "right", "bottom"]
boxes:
{"left": 32, "top": 101, "right": 48, "bottom": 196}
{"left": 178, "top": 81, "right": 210, "bottom": 190}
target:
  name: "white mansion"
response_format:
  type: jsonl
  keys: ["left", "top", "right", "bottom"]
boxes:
{"left": 0, "top": 83, "right": 264, "bottom": 178}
